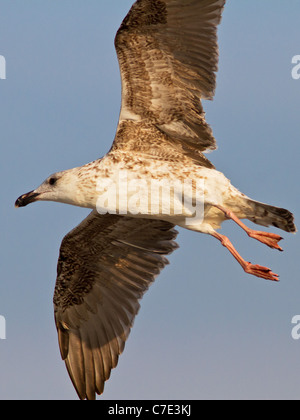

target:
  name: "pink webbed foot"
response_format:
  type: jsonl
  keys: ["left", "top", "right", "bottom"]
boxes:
{"left": 243, "top": 262, "right": 279, "bottom": 282}
{"left": 215, "top": 205, "right": 284, "bottom": 251}
{"left": 246, "top": 231, "right": 283, "bottom": 251}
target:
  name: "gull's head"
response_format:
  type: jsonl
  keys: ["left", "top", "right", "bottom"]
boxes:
{"left": 15, "top": 170, "right": 81, "bottom": 208}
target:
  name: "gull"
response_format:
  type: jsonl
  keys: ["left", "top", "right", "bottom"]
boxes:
{"left": 15, "top": 0, "right": 296, "bottom": 400}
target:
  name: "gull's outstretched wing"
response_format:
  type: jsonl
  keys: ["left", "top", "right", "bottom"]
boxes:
{"left": 54, "top": 211, "right": 178, "bottom": 400}
{"left": 114, "top": 0, "right": 226, "bottom": 153}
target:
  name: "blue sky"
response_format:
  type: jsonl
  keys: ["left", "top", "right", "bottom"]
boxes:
{"left": 1, "top": 0, "right": 300, "bottom": 400}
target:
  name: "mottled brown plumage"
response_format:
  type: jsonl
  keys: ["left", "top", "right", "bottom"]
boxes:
{"left": 54, "top": 213, "right": 178, "bottom": 399}
{"left": 15, "top": 0, "right": 296, "bottom": 401}
{"left": 114, "top": 0, "right": 225, "bottom": 155}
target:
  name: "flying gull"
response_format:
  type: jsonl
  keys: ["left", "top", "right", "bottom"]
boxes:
{"left": 15, "top": 0, "right": 296, "bottom": 400}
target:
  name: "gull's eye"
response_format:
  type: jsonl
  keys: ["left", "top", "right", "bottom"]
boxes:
{"left": 49, "top": 177, "right": 57, "bottom": 186}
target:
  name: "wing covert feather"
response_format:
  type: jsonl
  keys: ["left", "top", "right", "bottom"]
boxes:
{"left": 114, "top": 0, "right": 226, "bottom": 153}
{"left": 54, "top": 211, "right": 178, "bottom": 400}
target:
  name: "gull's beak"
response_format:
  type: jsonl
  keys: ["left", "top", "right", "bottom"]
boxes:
{"left": 15, "top": 191, "right": 40, "bottom": 208}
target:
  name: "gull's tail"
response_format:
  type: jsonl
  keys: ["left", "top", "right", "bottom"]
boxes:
{"left": 246, "top": 199, "right": 296, "bottom": 233}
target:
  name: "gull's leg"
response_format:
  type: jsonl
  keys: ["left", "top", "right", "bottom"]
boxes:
{"left": 211, "top": 231, "right": 279, "bottom": 282}
{"left": 215, "top": 205, "right": 283, "bottom": 251}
